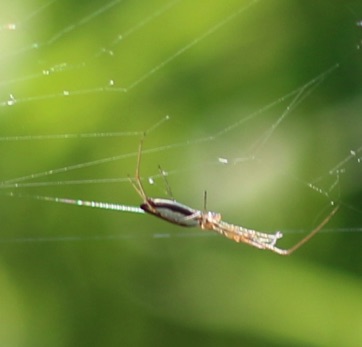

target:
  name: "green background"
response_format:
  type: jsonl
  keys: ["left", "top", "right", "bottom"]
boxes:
{"left": 0, "top": 0, "right": 362, "bottom": 346}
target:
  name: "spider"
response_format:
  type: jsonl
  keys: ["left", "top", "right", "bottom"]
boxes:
{"left": 129, "top": 134, "right": 339, "bottom": 255}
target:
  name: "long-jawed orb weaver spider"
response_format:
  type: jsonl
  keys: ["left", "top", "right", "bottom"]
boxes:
{"left": 129, "top": 134, "right": 339, "bottom": 255}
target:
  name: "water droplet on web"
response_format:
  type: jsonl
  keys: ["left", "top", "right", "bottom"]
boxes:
{"left": 7, "top": 94, "right": 16, "bottom": 106}
{"left": 2, "top": 23, "right": 16, "bottom": 30}
{"left": 218, "top": 157, "right": 229, "bottom": 164}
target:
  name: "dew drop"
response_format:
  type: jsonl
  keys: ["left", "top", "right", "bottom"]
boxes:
{"left": 7, "top": 94, "right": 16, "bottom": 106}
{"left": 218, "top": 157, "right": 228, "bottom": 164}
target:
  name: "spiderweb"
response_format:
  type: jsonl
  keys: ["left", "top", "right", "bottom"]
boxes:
{"left": 1, "top": 0, "right": 362, "bottom": 244}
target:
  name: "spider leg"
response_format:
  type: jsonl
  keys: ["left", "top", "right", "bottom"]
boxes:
{"left": 269, "top": 205, "right": 339, "bottom": 255}
{"left": 158, "top": 165, "right": 174, "bottom": 199}
{"left": 128, "top": 133, "right": 160, "bottom": 214}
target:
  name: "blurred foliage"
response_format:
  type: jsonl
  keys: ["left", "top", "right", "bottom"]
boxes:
{"left": 0, "top": 0, "right": 362, "bottom": 346}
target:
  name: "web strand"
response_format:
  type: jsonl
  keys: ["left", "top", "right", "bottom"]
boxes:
{"left": 0, "top": 65, "right": 338, "bottom": 189}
